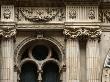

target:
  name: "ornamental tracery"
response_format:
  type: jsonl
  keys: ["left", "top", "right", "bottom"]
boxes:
{"left": 14, "top": 36, "right": 65, "bottom": 82}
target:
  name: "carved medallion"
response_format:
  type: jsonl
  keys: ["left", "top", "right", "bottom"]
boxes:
{"left": 69, "top": 9, "right": 77, "bottom": 19}
{"left": 88, "top": 9, "right": 95, "bottom": 20}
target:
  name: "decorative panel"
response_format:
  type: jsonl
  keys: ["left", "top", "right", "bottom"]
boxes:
{"left": 1, "top": 5, "right": 14, "bottom": 22}
{"left": 15, "top": 7, "right": 65, "bottom": 23}
{"left": 66, "top": 6, "right": 99, "bottom": 22}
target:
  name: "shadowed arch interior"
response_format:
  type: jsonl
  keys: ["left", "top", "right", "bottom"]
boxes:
{"left": 42, "top": 62, "right": 60, "bottom": 82}
{"left": 20, "top": 62, "right": 38, "bottom": 82}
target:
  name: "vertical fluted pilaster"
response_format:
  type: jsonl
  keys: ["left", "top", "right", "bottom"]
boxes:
{"left": 86, "top": 39, "right": 100, "bottom": 82}
{"left": 0, "top": 38, "right": 14, "bottom": 82}
{"left": 0, "top": 23, "right": 16, "bottom": 82}
{"left": 66, "top": 39, "right": 80, "bottom": 82}
{"left": 64, "top": 28, "right": 80, "bottom": 82}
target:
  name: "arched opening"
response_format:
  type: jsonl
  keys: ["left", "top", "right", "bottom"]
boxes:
{"left": 20, "top": 62, "right": 38, "bottom": 82}
{"left": 42, "top": 62, "right": 60, "bottom": 82}
{"left": 15, "top": 37, "right": 63, "bottom": 82}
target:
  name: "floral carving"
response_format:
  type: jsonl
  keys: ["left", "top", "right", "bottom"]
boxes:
{"left": 88, "top": 10, "right": 95, "bottom": 20}
{"left": 69, "top": 9, "right": 77, "bottom": 19}
{"left": 17, "top": 7, "right": 65, "bottom": 22}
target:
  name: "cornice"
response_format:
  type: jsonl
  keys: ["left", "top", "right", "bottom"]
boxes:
{"left": 16, "top": 23, "right": 64, "bottom": 31}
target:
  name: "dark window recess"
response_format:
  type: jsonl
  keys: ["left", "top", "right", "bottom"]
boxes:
{"left": 51, "top": 48, "right": 59, "bottom": 60}
{"left": 42, "top": 62, "right": 60, "bottom": 82}
{"left": 20, "top": 62, "right": 38, "bottom": 82}
{"left": 32, "top": 45, "right": 49, "bottom": 60}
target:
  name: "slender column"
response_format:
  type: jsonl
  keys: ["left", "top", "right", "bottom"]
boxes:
{"left": 64, "top": 29, "right": 80, "bottom": 82}
{"left": 0, "top": 25, "right": 16, "bottom": 82}
{"left": 86, "top": 29, "right": 101, "bottom": 82}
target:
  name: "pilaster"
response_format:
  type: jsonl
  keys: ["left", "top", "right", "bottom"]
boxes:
{"left": 86, "top": 29, "right": 101, "bottom": 82}
{"left": 0, "top": 5, "right": 16, "bottom": 82}
{"left": 64, "top": 28, "right": 80, "bottom": 82}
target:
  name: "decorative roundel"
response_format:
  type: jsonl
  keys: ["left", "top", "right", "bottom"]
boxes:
{"left": 29, "top": 44, "right": 51, "bottom": 61}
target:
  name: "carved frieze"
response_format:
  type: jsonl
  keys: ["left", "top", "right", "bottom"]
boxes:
{"left": 15, "top": 7, "right": 65, "bottom": 23}
{"left": 63, "top": 27, "right": 102, "bottom": 40}
{"left": 66, "top": 6, "right": 98, "bottom": 22}
{"left": 1, "top": 5, "right": 14, "bottom": 22}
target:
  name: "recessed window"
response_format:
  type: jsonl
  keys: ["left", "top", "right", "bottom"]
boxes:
{"left": 32, "top": 45, "right": 49, "bottom": 60}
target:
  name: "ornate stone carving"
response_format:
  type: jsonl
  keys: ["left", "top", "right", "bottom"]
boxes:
{"left": 87, "top": 28, "right": 102, "bottom": 39}
{"left": 1, "top": 5, "right": 14, "bottom": 22}
{"left": 64, "top": 28, "right": 102, "bottom": 39}
{"left": 69, "top": 9, "right": 77, "bottom": 19}
{"left": 102, "top": 68, "right": 110, "bottom": 82}
{"left": 63, "top": 28, "right": 80, "bottom": 39}
{"left": 103, "top": 9, "right": 110, "bottom": 22}
{"left": 0, "top": 25, "right": 16, "bottom": 38}
{"left": 3, "top": 8, "right": 11, "bottom": 19}
{"left": 88, "top": 9, "right": 95, "bottom": 20}
{"left": 16, "top": 7, "right": 65, "bottom": 22}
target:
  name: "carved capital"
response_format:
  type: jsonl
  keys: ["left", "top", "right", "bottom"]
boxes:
{"left": 87, "top": 28, "right": 102, "bottom": 40}
{"left": 0, "top": 25, "right": 16, "bottom": 38}
{"left": 63, "top": 28, "right": 80, "bottom": 39}
{"left": 64, "top": 27, "right": 102, "bottom": 40}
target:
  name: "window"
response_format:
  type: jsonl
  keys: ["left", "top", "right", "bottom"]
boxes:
{"left": 20, "top": 43, "right": 60, "bottom": 82}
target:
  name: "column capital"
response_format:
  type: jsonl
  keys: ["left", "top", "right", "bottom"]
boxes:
{"left": 63, "top": 27, "right": 102, "bottom": 40}
{"left": 63, "top": 28, "right": 80, "bottom": 39}
{"left": 87, "top": 28, "right": 102, "bottom": 40}
{"left": 0, "top": 23, "right": 16, "bottom": 38}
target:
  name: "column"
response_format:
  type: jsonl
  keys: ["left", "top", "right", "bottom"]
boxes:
{"left": 0, "top": 5, "right": 15, "bottom": 82}
{"left": 86, "top": 29, "right": 101, "bottom": 82}
{"left": 64, "top": 29, "right": 80, "bottom": 82}
{"left": 0, "top": 25, "right": 16, "bottom": 82}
